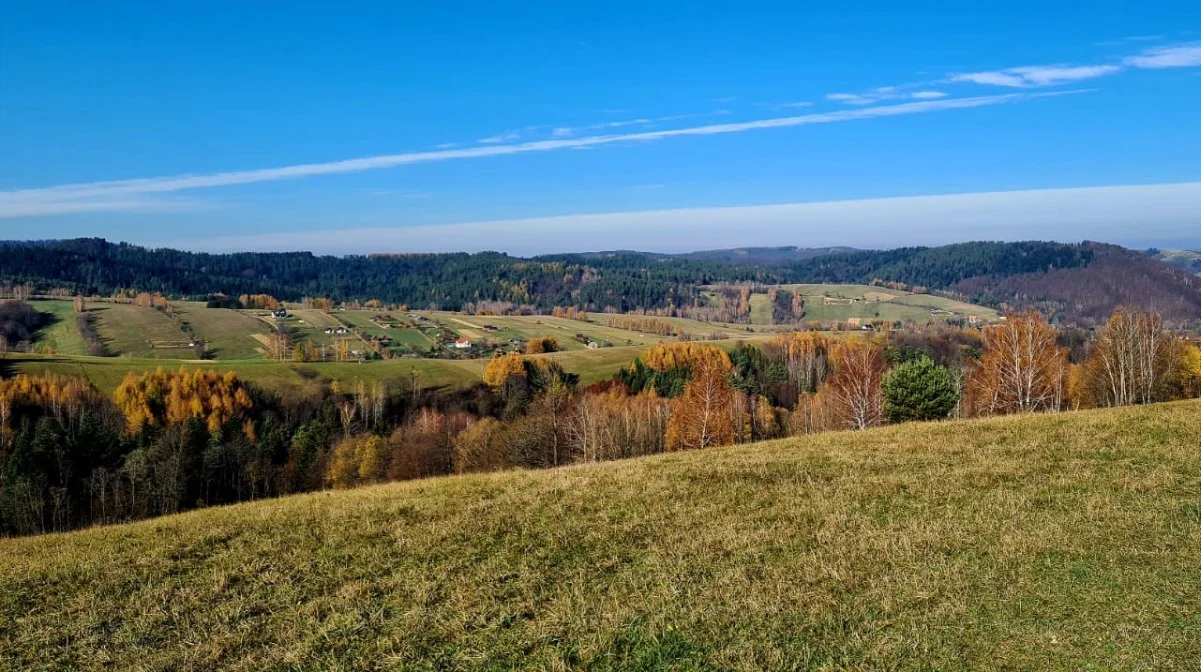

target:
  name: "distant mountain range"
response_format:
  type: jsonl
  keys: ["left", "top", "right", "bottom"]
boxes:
{"left": 3, "top": 238, "right": 1201, "bottom": 326}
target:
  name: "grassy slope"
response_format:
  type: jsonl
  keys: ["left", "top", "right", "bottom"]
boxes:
{"left": 28, "top": 299, "right": 89, "bottom": 356}
{"left": 172, "top": 302, "right": 272, "bottom": 360}
{"left": 3, "top": 402, "right": 1201, "bottom": 670}
{"left": 783, "top": 284, "right": 999, "bottom": 324}
{"left": 90, "top": 303, "right": 195, "bottom": 359}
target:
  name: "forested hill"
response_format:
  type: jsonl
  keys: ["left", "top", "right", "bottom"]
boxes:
{"left": 2, "top": 238, "right": 1199, "bottom": 324}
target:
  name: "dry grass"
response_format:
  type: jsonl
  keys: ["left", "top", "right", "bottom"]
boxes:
{"left": 4, "top": 403, "right": 1201, "bottom": 670}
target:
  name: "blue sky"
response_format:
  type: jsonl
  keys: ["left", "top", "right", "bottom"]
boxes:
{"left": 1, "top": 1, "right": 1200, "bottom": 254}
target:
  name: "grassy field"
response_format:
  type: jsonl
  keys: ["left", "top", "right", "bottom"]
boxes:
{"left": 782, "top": 283, "right": 999, "bottom": 324}
{"left": 3, "top": 353, "right": 484, "bottom": 395}
{"left": 172, "top": 302, "right": 272, "bottom": 360}
{"left": 3, "top": 337, "right": 773, "bottom": 395}
{"left": 748, "top": 293, "right": 773, "bottom": 325}
{"left": 89, "top": 302, "right": 197, "bottom": 359}
{"left": 3, "top": 402, "right": 1201, "bottom": 670}
{"left": 27, "top": 299, "right": 89, "bottom": 356}
{"left": 696, "top": 283, "right": 997, "bottom": 326}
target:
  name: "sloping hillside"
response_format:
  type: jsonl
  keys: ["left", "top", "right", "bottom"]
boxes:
{"left": 1150, "top": 248, "right": 1201, "bottom": 276}
{"left": 3, "top": 402, "right": 1201, "bottom": 670}
{"left": 952, "top": 243, "right": 1201, "bottom": 324}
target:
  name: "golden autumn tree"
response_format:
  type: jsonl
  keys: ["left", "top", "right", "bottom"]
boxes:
{"left": 665, "top": 354, "right": 735, "bottom": 451}
{"left": 483, "top": 352, "right": 529, "bottom": 393}
{"left": 0, "top": 373, "right": 100, "bottom": 446}
{"left": 766, "top": 331, "right": 832, "bottom": 393}
{"left": 1081, "top": 308, "right": 1182, "bottom": 408}
{"left": 825, "top": 338, "right": 886, "bottom": 430}
{"left": 640, "top": 341, "right": 732, "bottom": 373}
{"left": 113, "top": 367, "right": 253, "bottom": 435}
{"left": 967, "top": 310, "right": 1067, "bottom": 416}
{"left": 525, "top": 336, "right": 560, "bottom": 354}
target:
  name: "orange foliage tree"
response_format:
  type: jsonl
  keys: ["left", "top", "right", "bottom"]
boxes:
{"left": 0, "top": 374, "right": 101, "bottom": 445}
{"left": 967, "top": 310, "right": 1067, "bottom": 415}
{"left": 483, "top": 352, "right": 529, "bottom": 394}
{"left": 113, "top": 368, "right": 254, "bottom": 435}
{"left": 239, "top": 294, "right": 281, "bottom": 310}
{"left": 640, "top": 341, "right": 732, "bottom": 373}
{"left": 525, "top": 336, "right": 560, "bottom": 354}
{"left": 665, "top": 353, "right": 735, "bottom": 450}
{"left": 824, "top": 338, "right": 886, "bottom": 430}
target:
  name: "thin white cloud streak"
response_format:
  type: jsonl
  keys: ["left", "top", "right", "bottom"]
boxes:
{"left": 947, "top": 42, "right": 1201, "bottom": 90}
{"left": 0, "top": 92, "right": 1058, "bottom": 217}
{"left": 827, "top": 87, "right": 949, "bottom": 105}
{"left": 950, "top": 64, "right": 1121, "bottom": 88}
{"left": 172, "top": 182, "right": 1201, "bottom": 255}
{"left": 1124, "top": 43, "right": 1201, "bottom": 68}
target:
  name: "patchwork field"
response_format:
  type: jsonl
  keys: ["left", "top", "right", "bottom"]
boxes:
{"left": 172, "top": 302, "right": 271, "bottom": 360}
{"left": 90, "top": 302, "right": 197, "bottom": 359}
{"left": 699, "top": 284, "right": 997, "bottom": 326}
{"left": 3, "top": 401, "right": 1199, "bottom": 669}
{"left": 782, "top": 284, "right": 999, "bottom": 324}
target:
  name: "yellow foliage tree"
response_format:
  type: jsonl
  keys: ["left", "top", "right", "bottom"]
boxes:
{"left": 483, "top": 352, "right": 528, "bottom": 391}
{"left": 525, "top": 336, "right": 560, "bottom": 354}
{"left": 640, "top": 342, "right": 732, "bottom": 373}
{"left": 113, "top": 367, "right": 253, "bottom": 435}
{"left": 665, "top": 355, "right": 735, "bottom": 450}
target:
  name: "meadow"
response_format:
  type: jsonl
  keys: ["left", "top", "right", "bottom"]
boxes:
{"left": 2, "top": 401, "right": 1199, "bottom": 670}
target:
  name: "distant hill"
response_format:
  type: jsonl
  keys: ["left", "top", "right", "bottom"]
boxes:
{"left": 952, "top": 243, "right": 1201, "bottom": 324}
{"left": 3, "top": 238, "right": 1201, "bottom": 325}
{"left": 1148, "top": 248, "right": 1201, "bottom": 276}
{"left": 5, "top": 401, "right": 1201, "bottom": 668}
{"left": 672, "top": 245, "right": 860, "bottom": 265}
{"left": 581, "top": 245, "right": 859, "bottom": 265}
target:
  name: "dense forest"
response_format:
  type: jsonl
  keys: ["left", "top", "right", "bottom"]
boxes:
{"left": 3, "top": 238, "right": 1200, "bottom": 324}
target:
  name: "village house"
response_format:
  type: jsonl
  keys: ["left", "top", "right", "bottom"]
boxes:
{"left": 453, "top": 338, "right": 472, "bottom": 348}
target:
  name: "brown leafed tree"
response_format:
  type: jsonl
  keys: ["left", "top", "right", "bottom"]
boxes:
{"left": 825, "top": 338, "right": 885, "bottom": 430}
{"left": 968, "top": 310, "right": 1068, "bottom": 415}
{"left": 1082, "top": 307, "right": 1181, "bottom": 407}
{"left": 665, "top": 355, "right": 735, "bottom": 450}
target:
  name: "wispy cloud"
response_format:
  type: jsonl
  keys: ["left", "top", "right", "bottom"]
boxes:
{"left": 947, "top": 42, "right": 1201, "bottom": 90}
{"left": 827, "top": 87, "right": 950, "bottom": 105}
{"left": 950, "top": 64, "right": 1121, "bottom": 88}
{"left": 435, "top": 142, "right": 458, "bottom": 149}
{"left": 0, "top": 92, "right": 1076, "bottom": 218}
{"left": 1124, "top": 43, "right": 1201, "bottom": 68}
{"left": 169, "top": 182, "right": 1201, "bottom": 255}
{"left": 478, "top": 131, "right": 521, "bottom": 144}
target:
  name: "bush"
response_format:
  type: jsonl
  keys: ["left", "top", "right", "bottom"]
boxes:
{"left": 881, "top": 356, "right": 959, "bottom": 423}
